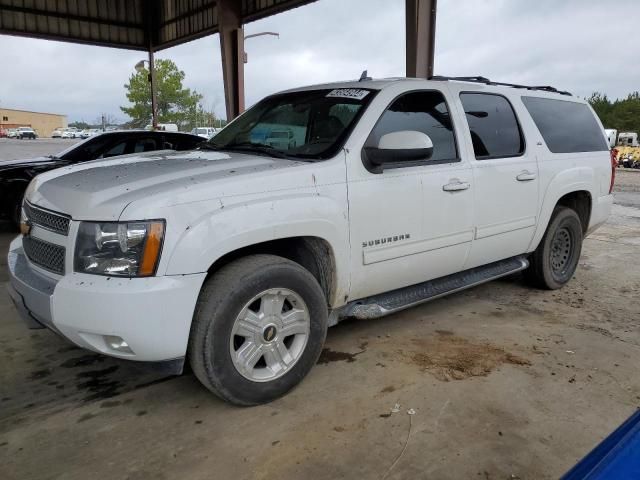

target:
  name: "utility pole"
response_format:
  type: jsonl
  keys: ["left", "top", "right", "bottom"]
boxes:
{"left": 135, "top": 55, "right": 158, "bottom": 129}
{"left": 148, "top": 51, "right": 158, "bottom": 130}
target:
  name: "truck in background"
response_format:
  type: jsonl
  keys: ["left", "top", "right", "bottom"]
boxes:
{"left": 618, "top": 132, "right": 639, "bottom": 147}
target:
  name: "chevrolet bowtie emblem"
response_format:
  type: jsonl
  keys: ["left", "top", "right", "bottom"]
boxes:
{"left": 20, "top": 220, "right": 32, "bottom": 237}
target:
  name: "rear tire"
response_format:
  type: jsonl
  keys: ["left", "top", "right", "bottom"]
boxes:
{"left": 188, "top": 254, "right": 328, "bottom": 405}
{"left": 525, "top": 207, "right": 583, "bottom": 290}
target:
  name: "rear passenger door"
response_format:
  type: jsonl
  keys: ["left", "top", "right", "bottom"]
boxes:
{"left": 457, "top": 92, "right": 539, "bottom": 268}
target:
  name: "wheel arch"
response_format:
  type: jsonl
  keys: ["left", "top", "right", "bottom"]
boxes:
{"left": 555, "top": 190, "right": 592, "bottom": 234}
{"left": 204, "top": 236, "right": 338, "bottom": 307}
{"left": 528, "top": 166, "right": 597, "bottom": 251}
{"left": 0, "top": 177, "right": 30, "bottom": 221}
{"left": 529, "top": 188, "right": 593, "bottom": 251}
{"left": 162, "top": 192, "right": 350, "bottom": 307}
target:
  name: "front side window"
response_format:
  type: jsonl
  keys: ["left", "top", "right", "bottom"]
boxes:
{"left": 522, "top": 96, "right": 608, "bottom": 153}
{"left": 207, "top": 88, "right": 376, "bottom": 160}
{"left": 460, "top": 93, "right": 524, "bottom": 159}
{"left": 366, "top": 90, "right": 458, "bottom": 162}
{"left": 133, "top": 138, "right": 158, "bottom": 153}
{"left": 102, "top": 141, "right": 128, "bottom": 158}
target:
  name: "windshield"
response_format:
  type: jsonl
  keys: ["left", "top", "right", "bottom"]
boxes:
{"left": 207, "top": 88, "right": 376, "bottom": 160}
{"left": 196, "top": 128, "right": 209, "bottom": 134}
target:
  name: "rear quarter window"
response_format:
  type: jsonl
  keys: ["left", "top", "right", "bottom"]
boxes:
{"left": 521, "top": 97, "right": 608, "bottom": 153}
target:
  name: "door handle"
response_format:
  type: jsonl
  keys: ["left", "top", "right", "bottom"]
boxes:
{"left": 516, "top": 171, "right": 537, "bottom": 181}
{"left": 442, "top": 181, "right": 471, "bottom": 192}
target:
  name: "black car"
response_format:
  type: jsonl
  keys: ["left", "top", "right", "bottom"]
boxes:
{"left": 0, "top": 130, "right": 205, "bottom": 225}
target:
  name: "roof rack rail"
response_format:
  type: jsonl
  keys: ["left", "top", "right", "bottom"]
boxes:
{"left": 431, "top": 75, "right": 572, "bottom": 96}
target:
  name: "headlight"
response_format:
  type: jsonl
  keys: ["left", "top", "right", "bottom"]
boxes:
{"left": 74, "top": 220, "right": 165, "bottom": 277}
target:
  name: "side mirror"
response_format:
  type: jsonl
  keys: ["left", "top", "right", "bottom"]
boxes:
{"left": 364, "top": 130, "right": 434, "bottom": 169}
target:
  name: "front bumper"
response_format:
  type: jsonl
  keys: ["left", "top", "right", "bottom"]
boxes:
{"left": 7, "top": 236, "right": 207, "bottom": 362}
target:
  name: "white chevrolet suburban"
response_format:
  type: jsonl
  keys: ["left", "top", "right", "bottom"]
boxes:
{"left": 7, "top": 77, "right": 615, "bottom": 405}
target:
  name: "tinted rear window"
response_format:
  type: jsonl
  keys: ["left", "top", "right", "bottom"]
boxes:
{"left": 521, "top": 97, "right": 608, "bottom": 153}
{"left": 460, "top": 93, "right": 524, "bottom": 159}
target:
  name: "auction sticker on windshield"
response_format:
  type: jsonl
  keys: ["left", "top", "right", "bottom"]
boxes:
{"left": 326, "top": 89, "right": 370, "bottom": 100}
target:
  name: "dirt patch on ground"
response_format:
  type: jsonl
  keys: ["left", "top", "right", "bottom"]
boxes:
{"left": 402, "top": 334, "right": 530, "bottom": 381}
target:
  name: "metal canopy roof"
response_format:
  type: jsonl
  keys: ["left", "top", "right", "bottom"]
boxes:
{"left": 0, "top": 0, "right": 316, "bottom": 51}
{"left": 0, "top": 0, "right": 437, "bottom": 120}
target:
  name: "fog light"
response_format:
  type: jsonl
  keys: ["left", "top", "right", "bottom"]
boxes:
{"left": 104, "top": 335, "right": 134, "bottom": 354}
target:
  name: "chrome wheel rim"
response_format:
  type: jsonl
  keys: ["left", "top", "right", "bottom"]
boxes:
{"left": 229, "top": 288, "right": 310, "bottom": 382}
{"left": 550, "top": 227, "right": 573, "bottom": 274}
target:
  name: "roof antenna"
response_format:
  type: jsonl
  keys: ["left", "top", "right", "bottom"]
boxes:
{"left": 359, "top": 70, "right": 371, "bottom": 82}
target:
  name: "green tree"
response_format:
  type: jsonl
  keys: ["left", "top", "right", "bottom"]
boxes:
{"left": 120, "top": 59, "right": 203, "bottom": 129}
{"left": 587, "top": 92, "right": 612, "bottom": 126}
{"left": 615, "top": 92, "right": 640, "bottom": 133}
{"left": 588, "top": 91, "right": 640, "bottom": 135}
{"left": 184, "top": 103, "right": 221, "bottom": 132}
{"left": 69, "top": 120, "right": 90, "bottom": 130}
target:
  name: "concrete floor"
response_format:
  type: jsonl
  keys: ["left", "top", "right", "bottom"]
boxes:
{"left": 1, "top": 165, "right": 639, "bottom": 480}
{"left": 0, "top": 138, "right": 81, "bottom": 161}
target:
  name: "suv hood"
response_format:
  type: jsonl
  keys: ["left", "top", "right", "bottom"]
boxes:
{"left": 26, "top": 149, "right": 308, "bottom": 220}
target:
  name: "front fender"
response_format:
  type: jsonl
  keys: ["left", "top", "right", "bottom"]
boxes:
{"left": 528, "top": 167, "right": 596, "bottom": 251}
{"left": 164, "top": 191, "right": 350, "bottom": 302}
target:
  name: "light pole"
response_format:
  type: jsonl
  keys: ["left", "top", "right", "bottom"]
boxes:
{"left": 243, "top": 31, "right": 279, "bottom": 64}
{"left": 135, "top": 52, "right": 158, "bottom": 130}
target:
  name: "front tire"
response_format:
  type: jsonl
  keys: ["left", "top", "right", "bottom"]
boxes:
{"left": 525, "top": 207, "right": 583, "bottom": 290}
{"left": 189, "top": 254, "right": 328, "bottom": 405}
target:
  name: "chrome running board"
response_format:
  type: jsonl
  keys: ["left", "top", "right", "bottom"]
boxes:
{"left": 340, "top": 256, "right": 529, "bottom": 320}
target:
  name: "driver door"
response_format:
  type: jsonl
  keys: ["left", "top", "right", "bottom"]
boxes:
{"left": 347, "top": 89, "right": 474, "bottom": 301}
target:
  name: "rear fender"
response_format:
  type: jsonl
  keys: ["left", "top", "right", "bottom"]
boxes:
{"left": 528, "top": 167, "right": 595, "bottom": 251}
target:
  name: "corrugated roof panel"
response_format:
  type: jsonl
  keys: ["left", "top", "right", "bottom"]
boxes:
{"left": 242, "top": 0, "right": 317, "bottom": 23}
{"left": 0, "top": 0, "right": 316, "bottom": 51}
{"left": 0, "top": 0, "right": 147, "bottom": 49}
{"left": 157, "top": 0, "right": 217, "bottom": 49}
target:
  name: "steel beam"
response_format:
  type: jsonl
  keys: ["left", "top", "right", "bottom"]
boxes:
{"left": 406, "top": 0, "right": 437, "bottom": 78}
{"left": 218, "top": 0, "right": 245, "bottom": 120}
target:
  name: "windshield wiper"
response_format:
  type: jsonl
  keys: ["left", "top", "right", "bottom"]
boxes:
{"left": 222, "top": 142, "right": 291, "bottom": 159}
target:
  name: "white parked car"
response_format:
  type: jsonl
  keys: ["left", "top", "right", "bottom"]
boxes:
{"left": 61, "top": 129, "right": 75, "bottom": 139}
{"left": 191, "top": 127, "right": 217, "bottom": 139}
{"left": 51, "top": 129, "right": 64, "bottom": 138}
{"left": 8, "top": 77, "right": 614, "bottom": 405}
{"left": 80, "top": 129, "right": 100, "bottom": 139}
{"left": 146, "top": 123, "right": 179, "bottom": 132}
{"left": 265, "top": 129, "right": 296, "bottom": 149}
{"left": 16, "top": 127, "right": 37, "bottom": 139}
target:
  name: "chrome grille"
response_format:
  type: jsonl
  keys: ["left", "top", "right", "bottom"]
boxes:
{"left": 23, "top": 236, "right": 65, "bottom": 275}
{"left": 24, "top": 203, "right": 70, "bottom": 236}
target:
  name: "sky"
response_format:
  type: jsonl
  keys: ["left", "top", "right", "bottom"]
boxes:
{"left": 0, "top": 0, "right": 637, "bottom": 123}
